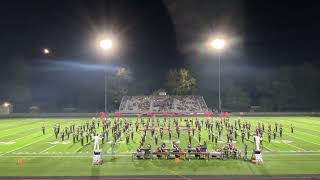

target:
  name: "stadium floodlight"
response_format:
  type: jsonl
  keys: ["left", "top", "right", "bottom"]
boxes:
{"left": 99, "top": 39, "right": 113, "bottom": 51}
{"left": 210, "top": 38, "right": 225, "bottom": 50}
{"left": 3, "top": 102, "right": 10, "bottom": 107}
{"left": 43, "top": 48, "right": 50, "bottom": 54}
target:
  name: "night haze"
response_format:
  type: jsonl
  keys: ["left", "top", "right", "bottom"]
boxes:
{"left": 0, "top": 0, "right": 320, "bottom": 112}
{"left": 1, "top": 1, "right": 320, "bottom": 179}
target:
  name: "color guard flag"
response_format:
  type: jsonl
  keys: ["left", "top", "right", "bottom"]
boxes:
{"left": 219, "top": 112, "right": 229, "bottom": 118}
{"left": 114, "top": 112, "right": 121, "bottom": 120}
{"left": 99, "top": 112, "right": 105, "bottom": 120}
{"left": 137, "top": 114, "right": 142, "bottom": 118}
{"left": 205, "top": 111, "right": 213, "bottom": 117}
{"left": 162, "top": 112, "right": 167, "bottom": 117}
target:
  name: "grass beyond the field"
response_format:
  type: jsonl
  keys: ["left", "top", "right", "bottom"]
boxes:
{"left": 0, "top": 116, "right": 320, "bottom": 176}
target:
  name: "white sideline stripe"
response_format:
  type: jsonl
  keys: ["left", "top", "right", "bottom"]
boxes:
{"left": 0, "top": 173, "right": 314, "bottom": 180}
{"left": 264, "top": 153, "right": 320, "bottom": 156}
{"left": 265, "top": 150, "right": 320, "bottom": 153}
{"left": 39, "top": 144, "right": 58, "bottom": 153}
{"left": 0, "top": 176, "right": 313, "bottom": 180}
{"left": 0, "top": 135, "right": 53, "bottom": 156}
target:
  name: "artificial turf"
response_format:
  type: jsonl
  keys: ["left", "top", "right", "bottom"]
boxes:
{"left": 0, "top": 116, "right": 319, "bottom": 176}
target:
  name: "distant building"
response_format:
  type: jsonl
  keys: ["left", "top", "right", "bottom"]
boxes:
{"left": 63, "top": 104, "right": 78, "bottom": 112}
{"left": 0, "top": 102, "right": 13, "bottom": 114}
{"left": 250, "top": 106, "right": 261, "bottom": 112}
{"left": 29, "top": 106, "right": 40, "bottom": 113}
{"left": 159, "top": 92, "right": 167, "bottom": 96}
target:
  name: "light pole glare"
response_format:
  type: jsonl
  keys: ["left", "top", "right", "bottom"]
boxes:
{"left": 43, "top": 48, "right": 50, "bottom": 54}
{"left": 208, "top": 37, "right": 227, "bottom": 112}
{"left": 3, "top": 102, "right": 10, "bottom": 107}
{"left": 211, "top": 38, "right": 225, "bottom": 50}
{"left": 98, "top": 37, "right": 114, "bottom": 115}
{"left": 100, "top": 39, "right": 112, "bottom": 50}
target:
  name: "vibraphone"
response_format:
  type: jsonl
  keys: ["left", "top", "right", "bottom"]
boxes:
{"left": 132, "top": 148, "right": 223, "bottom": 160}
{"left": 186, "top": 152, "right": 209, "bottom": 160}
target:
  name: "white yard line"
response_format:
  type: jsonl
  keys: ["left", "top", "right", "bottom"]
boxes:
{"left": 281, "top": 119, "right": 320, "bottom": 133}
{"left": 106, "top": 132, "right": 126, "bottom": 153}
{"left": 284, "top": 143, "right": 306, "bottom": 151}
{"left": 289, "top": 119, "right": 320, "bottom": 126}
{"left": 0, "top": 120, "right": 71, "bottom": 140}
{"left": 73, "top": 141, "right": 93, "bottom": 153}
{"left": 8, "top": 131, "right": 41, "bottom": 142}
{"left": 293, "top": 129, "right": 320, "bottom": 139}
{"left": 0, "top": 128, "right": 39, "bottom": 139}
{"left": 193, "top": 136, "right": 200, "bottom": 143}
{"left": 295, "top": 126, "right": 320, "bottom": 134}
{"left": 0, "top": 122, "right": 39, "bottom": 133}
{"left": 286, "top": 133, "right": 320, "bottom": 146}
{"left": 39, "top": 144, "right": 58, "bottom": 153}
{"left": 261, "top": 144, "right": 273, "bottom": 152}
{"left": 0, "top": 135, "right": 53, "bottom": 156}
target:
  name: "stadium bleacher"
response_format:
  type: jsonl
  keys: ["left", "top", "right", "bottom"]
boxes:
{"left": 119, "top": 95, "right": 209, "bottom": 114}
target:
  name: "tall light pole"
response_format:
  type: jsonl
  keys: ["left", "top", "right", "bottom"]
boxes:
{"left": 99, "top": 38, "right": 113, "bottom": 115}
{"left": 210, "top": 38, "right": 225, "bottom": 112}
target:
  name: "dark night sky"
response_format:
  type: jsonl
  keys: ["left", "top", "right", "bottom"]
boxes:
{"left": 0, "top": 0, "right": 320, "bottom": 109}
{"left": 0, "top": 0, "right": 181, "bottom": 67}
{"left": 1, "top": 0, "right": 319, "bottom": 66}
{"left": 244, "top": 1, "right": 320, "bottom": 66}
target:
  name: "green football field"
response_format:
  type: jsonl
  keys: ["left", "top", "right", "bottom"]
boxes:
{"left": 0, "top": 116, "right": 320, "bottom": 176}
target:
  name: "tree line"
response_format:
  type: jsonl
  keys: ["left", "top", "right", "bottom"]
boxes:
{"left": 1, "top": 57, "right": 319, "bottom": 112}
